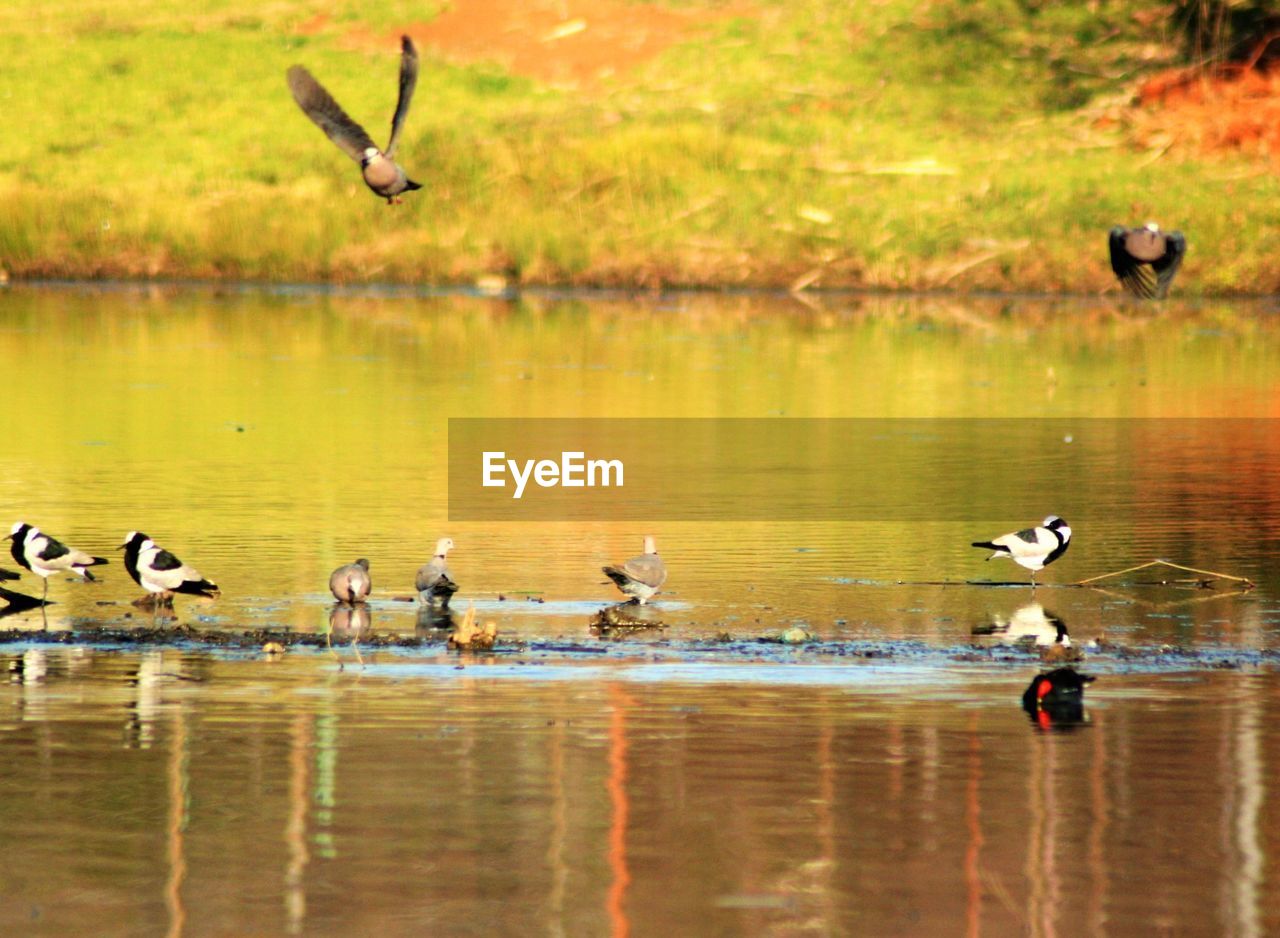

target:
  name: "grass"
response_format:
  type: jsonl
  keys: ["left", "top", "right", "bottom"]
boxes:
{"left": 0, "top": 0, "right": 1277, "bottom": 293}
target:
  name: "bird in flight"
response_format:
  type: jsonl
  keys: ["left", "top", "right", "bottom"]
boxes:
{"left": 288, "top": 35, "right": 421, "bottom": 204}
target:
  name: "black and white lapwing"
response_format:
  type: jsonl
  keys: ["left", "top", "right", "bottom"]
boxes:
{"left": 1022, "top": 668, "right": 1094, "bottom": 729}
{"left": 329, "top": 558, "right": 371, "bottom": 604}
{"left": 1108, "top": 223, "right": 1186, "bottom": 299}
{"left": 7, "top": 522, "right": 109, "bottom": 603}
{"left": 415, "top": 538, "right": 458, "bottom": 608}
{"left": 971, "top": 516, "right": 1071, "bottom": 588}
{"left": 603, "top": 536, "right": 668, "bottom": 605}
{"left": 119, "top": 532, "right": 219, "bottom": 606}
{"left": 287, "top": 35, "right": 421, "bottom": 205}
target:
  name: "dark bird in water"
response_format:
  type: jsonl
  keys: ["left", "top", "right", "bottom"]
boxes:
{"left": 972, "top": 516, "right": 1071, "bottom": 588}
{"left": 603, "top": 536, "right": 668, "bottom": 604}
{"left": 119, "top": 531, "right": 219, "bottom": 605}
{"left": 287, "top": 35, "right": 421, "bottom": 204}
{"left": 416, "top": 537, "right": 458, "bottom": 608}
{"left": 1109, "top": 223, "right": 1186, "bottom": 298}
{"left": 7, "top": 522, "right": 109, "bottom": 603}
{"left": 1022, "top": 667, "right": 1094, "bottom": 729}
{"left": 329, "top": 558, "right": 372, "bottom": 604}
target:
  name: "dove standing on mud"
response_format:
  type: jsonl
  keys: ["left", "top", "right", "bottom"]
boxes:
{"left": 287, "top": 35, "right": 421, "bottom": 204}
{"left": 971, "top": 516, "right": 1071, "bottom": 588}
{"left": 7, "top": 522, "right": 109, "bottom": 603}
{"left": 603, "top": 536, "right": 667, "bottom": 604}
{"left": 119, "top": 532, "right": 219, "bottom": 606}
{"left": 416, "top": 538, "right": 458, "bottom": 607}
{"left": 1108, "top": 223, "right": 1186, "bottom": 299}
{"left": 329, "top": 558, "right": 372, "bottom": 604}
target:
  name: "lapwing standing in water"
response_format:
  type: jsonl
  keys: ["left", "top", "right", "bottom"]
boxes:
{"left": 287, "top": 35, "right": 421, "bottom": 205}
{"left": 603, "top": 536, "right": 668, "bottom": 605}
{"left": 1108, "top": 223, "right": 1186, "bottom": 299}
{"left": 415, "top": 538, "right": 458, "bottom": 608}
{"left": 119, "top": 532, "right": 219, "bottom": 606}
{"left": 7, "top": 522, "right": 109, "bottom": 603}
{"left": 329, "top": 558, "right": 371, "bottom": 604}
{"left": 971, "top": 516, "right": 1071, "bottom": 588}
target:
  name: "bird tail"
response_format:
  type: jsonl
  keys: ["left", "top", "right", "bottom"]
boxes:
{"left": 602, "top": 565, "right": 629, "bottom": 587}
{"left": 971, "top": 540, "right": 1004, "bottom": 560}
{"left": 404, "top": 179, "right": 423, "bottom": 191}
{"left": 175, "top": 578, "right": 220, "bottom": 598}
{"left": 79, "top": 557, "right": 110, "bottom": 581}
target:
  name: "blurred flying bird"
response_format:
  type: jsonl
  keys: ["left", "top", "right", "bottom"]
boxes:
{"left": 971, "top": 516, "right": 1071, "bottom": 588}
{"left": 1108, "top": 223, "right": 1186, "bottom": 298}
{"left": 287, "top": 35, "right": 421, "bottom": 204}
{"left": 603, "top": 536, "right": 667, "bottom": 604}
{"left": 329, "top": 558, "right": 372, "bottom": 604}
{"left": 120, "top": 531, "right": 219, "bottom": 605}
{"left": 7, "top": 522, "right": 109, "bottom": 603}
{"left": 416, "top": 538, "right": 458, "bottom": 607}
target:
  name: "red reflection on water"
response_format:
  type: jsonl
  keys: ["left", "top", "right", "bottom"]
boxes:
{"left": 607, "top": 684, "right": 635, "bottom": 938}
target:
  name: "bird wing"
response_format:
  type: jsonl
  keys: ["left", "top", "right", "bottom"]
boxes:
{"left": 620, "top": 554, "right": 667, "bottom": 588}
{"left": 386, "top": 36, "right": 419, "bottom": 158}
{"left": 149, "top": 548, "right": 186, "bottom": 572}
{"left": 287, "top": 65, "right": 378, "bottom": 163}
{"left": 33, "top": 533, "right": 70, "bottom": 563}
{"left": 992, "top": 527, "right": 1054, "bottom": 558}
{"left": 415, "top": 557, "right": 446, "bottom": 592}
{"left": 1108, "top": 227, "right": 1155, "bottom": 298}
{"left": 1152, "top": 231, "right": 1186, "bottom": 299}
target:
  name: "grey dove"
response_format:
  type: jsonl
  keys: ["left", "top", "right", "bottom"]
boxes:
{"left": 603, "top": 536, "right": 667, "bottom": 604}
{"left": 329, "top": 558, "right": 372, "bottom": 604}
{"left": 288, "top": 35, "right": 421, "bottom": 204}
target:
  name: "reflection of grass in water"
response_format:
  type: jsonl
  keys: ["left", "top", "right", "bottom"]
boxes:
{"left": 2, "top": 0, "right": 1278, "bottom": 290}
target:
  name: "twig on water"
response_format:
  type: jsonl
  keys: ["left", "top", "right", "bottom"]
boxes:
{"left": 1074, "top": 559, "right": 1254, "bottom": 590}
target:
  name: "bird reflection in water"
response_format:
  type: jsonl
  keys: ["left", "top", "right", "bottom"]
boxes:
{"left": 1022, "top": 668, "right": 1095, "bottom": 731}
{"left": 329, "top": 603, "right": 372, "bottom": 669}
{"left": 973, "top": 601, "right": 1079, "bottom": 662}
{"left": 415, "top": 604, "right": 455, "bottom": 634}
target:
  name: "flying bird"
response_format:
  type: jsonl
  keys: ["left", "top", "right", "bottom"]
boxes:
{"left": 119, "top": 532, "right": 219, "bottom": 605}
{"left": 329, "top": 558, "right": 372, "bottom": 604}
{"left": 287, "top": 35, "right": 421, "bottom": 204}
{"left": 971, "top": 516, "right": 1071, "bottom": 588}
{"left": 7, "top": 522, "right": 109, "bottom": 603}
{"left": 603, "top": 536, "right": 667, "bottom": 604}
{"left": 416, "top": 538, "right": 458, "bottom": 607}
{"left": 1108, "top": 223, "right": 1186, "bottom": 299}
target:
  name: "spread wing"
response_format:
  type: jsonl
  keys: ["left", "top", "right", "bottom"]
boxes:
{"left": 1152, "top": 231, "right": 1186, "bottom": 299}
{"left": 1108, "top": 227, "right": 1155, "bottom": 298}
{"left": 386, "top": 36, "right": 419, "bottom": 158}
{"left": 287, "top": 65, "right": 377, "bottom": 163}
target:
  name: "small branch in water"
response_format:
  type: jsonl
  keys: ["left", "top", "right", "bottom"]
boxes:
{"left": 1074, "top": 559, "right": 1255, "bottom": 590}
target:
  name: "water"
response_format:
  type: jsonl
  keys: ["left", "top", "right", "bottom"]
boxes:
{"left": 2, "top": 284, "right": 1279, "bottom": 933}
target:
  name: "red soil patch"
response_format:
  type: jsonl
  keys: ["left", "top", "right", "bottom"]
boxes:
{"left": 1125, "top": 62, "right": 1280, "bottom": 161}
{"left": 303, "top": 0, "right": 743, "bottom": 88}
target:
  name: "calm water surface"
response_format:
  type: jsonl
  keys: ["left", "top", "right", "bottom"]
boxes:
{"left": 2, "top": 284, "right": 1280, "bottom": 933}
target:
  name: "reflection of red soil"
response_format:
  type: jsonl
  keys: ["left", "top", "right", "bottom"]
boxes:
{"left": 300, "top": 0, "right": 741, "bottom": 87}
{"left": 1128, "top": 63, "right": 1280, "bottom": 160}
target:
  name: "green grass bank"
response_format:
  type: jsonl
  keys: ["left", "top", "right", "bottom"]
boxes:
{"left": 0, "top": 0, "right": 1277, "bottom": 293}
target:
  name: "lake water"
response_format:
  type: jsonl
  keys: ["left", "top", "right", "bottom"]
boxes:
{"left": 2, "top": 284, "right": 1279, "bottom": 934}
